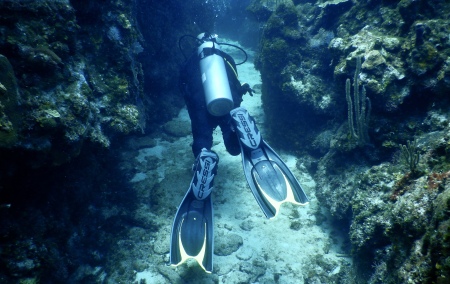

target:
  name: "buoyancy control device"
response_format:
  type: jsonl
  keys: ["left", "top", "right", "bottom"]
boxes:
{"left": 197, "top": 38, "right": 234, "bottom": 116}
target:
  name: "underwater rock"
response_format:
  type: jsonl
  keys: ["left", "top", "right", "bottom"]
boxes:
{"left": 126, "top": 135, "right": 158, "bottom": 150}
{"left": 71, "top": 265, "right": 106, "bottom": 283}
{"left": 331, "top": 26, "right": 409, "bottom": 111}
{"left": 214, "top": 233, "right": 243, "bottom": 256}
{"left": 236, "top": 246, "right": 254, "bottom": 261}
{"left": 318, "top": 0, "right": 352, "bottom": 8}
{"left": 234, "top": 210, "right": 251, "bottom": 220}
{"left": 221, "top": 270, "right": 253, "bottom": 283}
{"left": 316, "top": 0, "right": 353, "bottom": 29}
{"left": 409, "top": 42, "right": 440, "bottom": 77}
{"left": 109, "top": 104, "right": 140, "bottom": 134}
{"left": 157, "top": 265, "right": 183, "bottom": 283}
{"left": 163, "top": 120, "right": 191, "bottom": 137}
{"left": 19, "top": 45, "right": 63, "bottom": 72}
{"left": 239, "top": 257, "right": 267, "bottom": 283}
{"left": 362, "top": 50, "right": 387, "bottom": 71}
{"left": 414, "top": 22, "right": 430, "bottom": 46}
{"left": 239, "top": 219, "right": 255, "bottom": 231}
{"left": 0, "top": 54, "right": 20, "bottom": 148}
{"left": 246, "top": 0, "right": 274, "bottom": 22}
{"left": 257, "top": 8, "right": 450, "bottom": 280}
{"left": 342, "top": 126, "right": 450, "bottom": 282}
{"left": 0, "top": 0, "right": 148, "bottom": 166}
{"left": 289, "top": 220, "right": 302, "bottom": 231}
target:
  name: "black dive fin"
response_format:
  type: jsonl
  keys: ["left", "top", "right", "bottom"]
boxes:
{"left": 231, "top": 107, "right": 309, "bottom": 219}
{"left": 169, "top": 188, "right": 214, "bottom": 272}
{"left": 169, "top": 149, "right": 218, "bottom": 273}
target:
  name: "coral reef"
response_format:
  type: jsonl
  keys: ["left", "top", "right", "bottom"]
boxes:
{"left": 399, "top": 139, "right": 420, "bottom": 174}
{"left": 0, "top": 0, "right": 146, "bottom": 167}
{"left": 0, "top": 0, "right": 216, "bottom": 282}
{"left": 253, "top": 0, "right": 450, "bottom": 282}
{"left": 346, "top": 56, "right": 371, "bottom": 147}
{"left": 1, "top": 0, "right": 450, "bottom": 282}
{"left": 0, "top": 54, "right": 20, "bottom": 148}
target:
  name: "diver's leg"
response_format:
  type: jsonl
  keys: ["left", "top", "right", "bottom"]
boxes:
{"left": 185, "top": 100, "right": 215, "bottom": 157}
{"left": 219, "top": 114, "right": 241, "bottom": 156}
{"left": 191, "top": 120, "right": 214, "bottom": 158}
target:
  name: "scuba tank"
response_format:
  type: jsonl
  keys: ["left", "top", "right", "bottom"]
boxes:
{"left": 197, "top": 37, "right": 234, "bottom": 116}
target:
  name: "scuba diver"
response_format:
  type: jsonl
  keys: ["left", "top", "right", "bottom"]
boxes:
{"left": 169, "top": 33, "right": 309, "bottom": 273}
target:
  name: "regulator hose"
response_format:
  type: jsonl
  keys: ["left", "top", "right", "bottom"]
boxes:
{"left": 178, "top": 34, "right": 248, "bottom": 65}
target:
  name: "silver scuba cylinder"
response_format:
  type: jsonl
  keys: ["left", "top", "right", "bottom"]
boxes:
{"left": 197, "top": 41, "right": 234, "bottom": 116}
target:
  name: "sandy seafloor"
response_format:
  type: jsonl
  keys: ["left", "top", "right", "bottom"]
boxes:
{"left": 122, "top": 41, "right": 351, "bottom": 283}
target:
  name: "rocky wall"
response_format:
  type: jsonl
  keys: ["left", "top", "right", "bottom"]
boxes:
{"left": 251, "top": 0, "right": 450, "bottom": 282}
{"left": 0, "top": 0, "right": 145, "bottom": 170}
{"left": 0, "top": 0, "right": 215, "bottom": 282}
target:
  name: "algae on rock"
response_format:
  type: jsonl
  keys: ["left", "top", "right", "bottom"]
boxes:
{"left": 0, "top": 54, "right": 21, "bottom": 148}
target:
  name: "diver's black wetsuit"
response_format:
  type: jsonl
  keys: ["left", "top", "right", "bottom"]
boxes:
{"left": 180, "top": 49, "right": 245, "bottom": 158}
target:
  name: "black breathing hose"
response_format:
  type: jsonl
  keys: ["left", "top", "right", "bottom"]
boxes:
{"left": 178, "top": 34, "right": 248, "bottom": 65}
{"left": 178, "top": 34, "right": 199, "bottom": 61}
{"left": 216, "top": 42, "right": 247, "bottom": 65}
